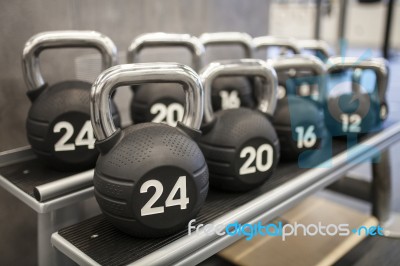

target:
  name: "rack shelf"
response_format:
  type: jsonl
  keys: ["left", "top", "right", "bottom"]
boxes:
{"left": 51, "top": 120, "right": 400, "bottom": 266}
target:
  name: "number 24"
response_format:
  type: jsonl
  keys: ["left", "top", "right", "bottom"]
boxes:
{"left": 53, "top": 121, "right": 95, "bottom": 151}
{"left": 140, "top": 176, "right": 189, "bottom": 216}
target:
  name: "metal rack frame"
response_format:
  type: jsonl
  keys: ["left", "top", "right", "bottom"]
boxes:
{"left": 0, "top": 146, "right": 99, "bottom": 266}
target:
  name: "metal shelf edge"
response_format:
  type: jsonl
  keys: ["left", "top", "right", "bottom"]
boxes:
{"left": 40, "top": 186, "right": 95, "bottom": 213}
{"left": 0, "top": 174, "right": 95, "bottom": 213}
{"left": 0, "top": 146, "right": 35, "bottom": 167}
{"left": 51, "top": 233, "right": 100, "bottom": 266}
{"left": 0, "top": 174, "right": 41, "bottom": 211}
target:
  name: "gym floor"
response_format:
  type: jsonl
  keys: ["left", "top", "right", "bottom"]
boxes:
{"left": 0, "top": 50, "right": 399, "bottom": 266}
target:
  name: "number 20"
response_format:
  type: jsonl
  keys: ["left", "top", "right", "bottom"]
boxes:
{"left": 239, "top": 144, "right": 274, "bottom": 175}
{"left": 150, "top": 103, "right": 184, "bottom": 126}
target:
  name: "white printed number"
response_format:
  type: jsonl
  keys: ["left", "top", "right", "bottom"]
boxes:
{"left": 220, "top": 90, "right": 241, "bottom": 109}
{"left": 239, "top": 144, "right": 274, "bottom": 175}
{"left": 277, "top": 85, "right": 286, "bottom": 99}
{"left": 295, "top": 126, "right": 317, "bottom": 149}
{"left": 140, "top": 176, "right": 189, "bottom": 217}
{"left": 340, "top": 114, "right": 361, "bottom": 133}
{"left": 53, "top": 121, "right": 95, "bottom": 152}
{"left": 150, "top": 103, "right": 184, "bottom": 126}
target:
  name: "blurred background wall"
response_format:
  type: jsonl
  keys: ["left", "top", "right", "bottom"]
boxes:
{"left": 1, "top": 0, "right": 399, "bottom": 152}
{"left": 270, "top": 0, "right": 400, "bottom": 48}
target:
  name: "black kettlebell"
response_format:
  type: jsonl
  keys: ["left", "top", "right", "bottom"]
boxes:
{"left": 198, "top": 59, "right": 279, "bottom": 192}
{"left": 23, "top": 31, "right": 120, "bottom": 171}
{"left": 298, "top": 39, "right": 331, "bottom": 62}
{"left": 127, "top": 33, "right": 205, "bottom": 126}
{"left": 91, "top": 63, "right": 208, "bottom": 238}
{"left": 200, "top": 32, "right": 257, "bottom": 110}
{"left": 270, "top": 55, "right": 328, "bottom": 161}
{"left": 325, "top": 57, "right": 389, "bottom": 136}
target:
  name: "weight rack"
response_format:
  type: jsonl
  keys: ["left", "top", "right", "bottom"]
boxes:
{"left": 50, "top": 120, "right": 400, "bottom": 266}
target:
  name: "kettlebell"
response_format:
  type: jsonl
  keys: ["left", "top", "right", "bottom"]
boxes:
{"left": 271, "top": 55, "right": 328, "bottom": 161}
{"left": 199, "top": 32, "right": 256, "bottom": 110}
{"left": 297, "top": 39, "right": 331, "bottom": 62}
{"left": 23, "top": 31, "right": 120, "bottom": 171}
{"left": 127, "top": 33, "right": 205, "bottom": 126}
{"left": 91, "top": 63, "right": 209, "bottom": 237}
{"left": 325, "top": 57, "right": 389, "bottom": 136}
{"left": 198, "top": 59, "right": 279, "bottom": 192}
{"left": 254, "top": 36, "right": 302, "bottom": 98}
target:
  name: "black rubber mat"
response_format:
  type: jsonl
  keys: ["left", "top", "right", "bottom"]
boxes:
{"left": 57, "top": 136, "right": 360, "bottom": 266}
{"left": 0, "top": 159, "right": 79, "bottom": 197}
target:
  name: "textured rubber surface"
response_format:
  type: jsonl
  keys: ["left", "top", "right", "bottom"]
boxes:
{"left": 56, "top": 120, "right": 396, "bottom": 266}
{"left": 26, "top": 81, "right": 120, "bottom": 171}
{"left": 58, "top": 135, "right": 358, "bottom": 266}
{"left": 94, "top": 123, "right": 208, "bottom": 237}
{"left": 58, "top": 162, "right": 307, "bottom": 266}
{"left": 199, "top": 108, "right": 279, "bottom": 191}
{"left": 0, "top": 158, "right": 79, "bottom": 197}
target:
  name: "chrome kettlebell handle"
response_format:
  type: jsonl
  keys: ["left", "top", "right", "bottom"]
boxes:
{"left": 200, "top": 59, "right": 278, "bottom": 123}
{"left": 127, "top": 33, "right": 205, "bottom": 71}
{"left": 327, "top": 57, "right": 389, "bottom": 101}
{"left": 91, "top": 63, "right": 204, "bottom": 140}
{"left": 297, "top": 39, "right": 331, "bottom": 59}
{"left": 199, "top": 32, "right": 254, "bottom": 58}
{"left": 270, "top": 54, "right": 327, "bottom": 103}
{"left": 22, "top": 31, "right": 118, "bottom": 91}
{"left": 253, "top": 36, "right": 301, "bottom": 55}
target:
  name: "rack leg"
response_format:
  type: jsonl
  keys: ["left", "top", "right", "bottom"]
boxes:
{"left": 37, "top": 198, "right": 100, "bottom": 265}
{"left": 371, "top": 149, "right": 400, "bottom": 238}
